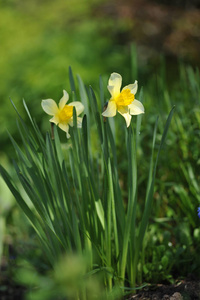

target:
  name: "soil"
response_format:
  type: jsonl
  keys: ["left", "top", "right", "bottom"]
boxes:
{"left": 0, "top": 257, "right": 25, "bottom": 300}
{"left": 0, "top": 260, "right": 199, "bottom": 300}
{"left": 0, "top": 280, "right": 25, "bottom": 300}
{"left": 0, "top": 279, "right": 200, "bottom": 300}
{"left": 128, "top": 276, "right": 200, "bottom": 300}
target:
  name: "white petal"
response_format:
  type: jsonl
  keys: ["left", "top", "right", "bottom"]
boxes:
{"left": 77, "top": 117, "right": 82, "bottom": 128}
{"left": 49, "top": 115, "right": 59, "bottom": 125}
{"left": 58, "top": 123, "right": 70, "bottom": 136}
{"left": 59, "top": 90, "right": 69, "bottom": 110}
{"left": 117, "top": 106, "right": 129, "bottom": 114}
{"left": 124, "top": 114, "right": 132, "bottom": 127}
{"left": 68, "top": 118, "right": 73, "bottom": 127}
{"left": 107, "top": 85, "right": 115, "bottom": 97}
{"left": 108, "top": 72, "right": 122, "bottom": 98}
{"left": 68, "top": 101, "right": 84, "bottom": 115}
{"left": 118, "top": 110, "right": 131, "bottom": 127}
{"left": 128, "top": 100, "right": 145, "bottom": 115}
{"left": 123, "top": 80, "right": 138, "bottom": 95}
{"left": 41, "top": 99, "right": 58, "bottom": 115}
{"left": 102, "top": 101, "right": 117, "bottom": 117}
{"left": 68, "top": 117, "right": 82, "bottom": 128}
{"left": 66, "top": 131, "right": 71, "bottom": 138}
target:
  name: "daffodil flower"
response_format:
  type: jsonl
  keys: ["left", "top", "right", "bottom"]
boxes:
{"left": 41, "top": 90, "right": 84, "bottom": 138}
{"left": 102, "top": 72, "right": 144, "bottom": 127}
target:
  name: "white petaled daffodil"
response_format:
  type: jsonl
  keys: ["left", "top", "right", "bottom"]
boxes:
{"left": 41, "top": 90, "right": 84, "bottom": 138}
{"left": 102, "top": 72, "right": 144, "bottom": 127}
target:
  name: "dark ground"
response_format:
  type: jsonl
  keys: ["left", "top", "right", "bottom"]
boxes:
{"left": 0, "top": 280, "right": 25, "bottom": 300}
{"left": 128, "top": 276, "right": 200, "bottom": 300}
{"left": 0, "top": 278, "right": 199, "bottom": 300}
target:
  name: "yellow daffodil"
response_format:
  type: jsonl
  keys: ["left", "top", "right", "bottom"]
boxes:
{"left": 102, "top": 72, "right": 144, "bottom": 127}
{"left": 41, "top": 90, "right": 84, "bottom": 138}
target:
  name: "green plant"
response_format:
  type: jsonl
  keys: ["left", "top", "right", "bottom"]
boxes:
{"left": 0, "top": 68, "right": 174, "bottom": 298}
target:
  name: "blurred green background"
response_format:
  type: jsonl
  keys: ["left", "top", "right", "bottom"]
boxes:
{"left": 1, "top": 0, "right": 200, "bottom": 151}
{"left": 0, "top": 0, "right": 200, "bottom": 295}
{"left": 0, "top": 0, "right": 129, "bottom": 151}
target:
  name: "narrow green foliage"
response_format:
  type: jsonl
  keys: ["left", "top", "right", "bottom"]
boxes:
{"left": 0, "top": 70, "right": 175, "bottom": 299}
{"left": 138, "top": 107, "right": 175, "bottom": 248}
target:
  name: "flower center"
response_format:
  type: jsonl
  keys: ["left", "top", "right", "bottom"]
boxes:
{"left": 115, "top": 89, "right": 134, "bottom": 108}
{"left": 59, "top": 105, "right": 73, "bottom": 122}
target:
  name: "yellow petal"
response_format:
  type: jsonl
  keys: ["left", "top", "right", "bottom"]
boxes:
{"left": 41, "top": 99, "right": 58, "bottom": 115}
{"left": 58, "top": 105, "right": 73, "bottom": 122}
{"left": 68, "top": 101, "right": 84, "bottom": 116}
{"left": 115, "top": 89, "right": 134, "bottom": 107}
{"left": 128, "top": 100, "right": 144, "bottom": 115}
{"left": 59, "top": 90, "right": 69, "bottom": 110}
{"left": 123, "top": 80, "right": 138, "bottom": 95}
{"left": 102, "top": 100, "right": 117, "bottom": 117}
{"left": 108, "top": 72, "right": 122, "bottom": 98}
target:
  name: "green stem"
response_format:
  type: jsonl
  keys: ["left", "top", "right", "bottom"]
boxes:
{"left": 106, "top": 158, "right": 112, "bottom": 291}
{"left": 120, "top": 127, "right": 137, "bottom": 287}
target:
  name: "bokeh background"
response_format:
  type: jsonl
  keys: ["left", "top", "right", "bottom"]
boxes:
{"left": 1, "top": 0, "right": 200, "bottom": 152}
{"left": 0, "top": 0, "right": 200, "bottom": 292}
